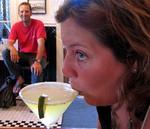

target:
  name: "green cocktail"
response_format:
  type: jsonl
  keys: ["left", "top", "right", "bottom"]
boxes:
{"left": 19, "top": 82, "right": 78, "bottom": 129}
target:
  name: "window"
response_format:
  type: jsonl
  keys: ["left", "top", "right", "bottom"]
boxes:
{"left": 0, "top": 0, "right": 10, "bottom": 43}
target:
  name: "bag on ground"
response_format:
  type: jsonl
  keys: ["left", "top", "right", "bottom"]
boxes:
{"left": 0, "top": 76, "right": 16, "bottom": 108}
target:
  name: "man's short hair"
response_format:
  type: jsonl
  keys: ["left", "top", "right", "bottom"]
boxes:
{"left": 18, "top": 2, "right": 32, "bottom": 13}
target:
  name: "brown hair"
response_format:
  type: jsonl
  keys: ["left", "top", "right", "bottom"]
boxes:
{"left": 18, "top": 2, "right": 32, "bottom": 13}
{"left": 56, "top": 0, "right": 150, "bottom": 124}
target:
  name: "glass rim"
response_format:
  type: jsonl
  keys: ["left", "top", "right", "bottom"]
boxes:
{"left": 19, "top": 81, "right": 79, "bottom": 105}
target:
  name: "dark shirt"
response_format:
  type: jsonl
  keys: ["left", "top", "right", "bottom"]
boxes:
{"left": 96, "top": 106, "right": 111, "bottom": 129}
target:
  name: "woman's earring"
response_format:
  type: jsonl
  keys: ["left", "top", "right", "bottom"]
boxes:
{"left": 132, "top": 68, "right": 137, "bottom": 73}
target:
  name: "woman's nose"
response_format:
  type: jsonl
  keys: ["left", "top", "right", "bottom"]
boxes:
{"left": 62, "top": 56, "right": 77, "bottom": 79}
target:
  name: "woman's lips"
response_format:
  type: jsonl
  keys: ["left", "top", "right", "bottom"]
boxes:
{"left": 71, "top": 85, "right": 82, "bottom": 95}
{"left": 74, "top": 90, "right": 84, "bottom": 96}
{"left": 69, "top": 81, "right": 84, "bottom": 95}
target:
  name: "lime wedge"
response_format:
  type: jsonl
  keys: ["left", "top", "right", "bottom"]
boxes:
{"left": 38, "top": 94, "right": 48, "bottom": 119}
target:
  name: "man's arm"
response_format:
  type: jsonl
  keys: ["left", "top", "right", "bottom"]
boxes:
{"left": 35, "top": 38, "right": 45, "bottom": 61}
{"left": 31, "top": 37, "right": 45, "bottom": 75}
{"left": 7, "top": 39, "right": 19, "bottom": 63}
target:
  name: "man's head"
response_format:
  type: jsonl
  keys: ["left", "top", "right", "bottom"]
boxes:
{"left": 18, "top": 2, "right": 32, "bottom": 25}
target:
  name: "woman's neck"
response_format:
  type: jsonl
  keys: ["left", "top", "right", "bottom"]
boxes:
{"left": 112, "top": 103, "right": 129, "bottom": 129}
{"left": 112, "top": 103, "right": 142, "bottom": 129}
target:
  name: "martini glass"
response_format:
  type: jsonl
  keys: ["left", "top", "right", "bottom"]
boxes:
{"left": 19, "top": 82, "right": 78, "bottom": 129}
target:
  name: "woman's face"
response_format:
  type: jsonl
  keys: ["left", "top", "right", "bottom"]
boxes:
{"left": 61, "top": 18, "right": 127, "bottom": 106}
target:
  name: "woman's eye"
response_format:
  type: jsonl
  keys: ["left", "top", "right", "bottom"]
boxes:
{"left": 75, "top": 51, "right": 87, "bottom": 61}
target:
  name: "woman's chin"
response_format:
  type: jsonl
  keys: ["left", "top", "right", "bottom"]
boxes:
{"left": 84, "top": 96, "right": 101, "bottom": 106}
{"left": 84, "top": 96, "right": 112, "bottom": 106}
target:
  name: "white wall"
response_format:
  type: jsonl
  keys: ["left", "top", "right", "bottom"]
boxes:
{"left": 10, "top": 0, "right": 64, "bottom": 82}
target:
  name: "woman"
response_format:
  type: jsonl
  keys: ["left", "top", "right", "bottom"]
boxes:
{"left": 55, "top": 0, "right": 150, "bottom": 129}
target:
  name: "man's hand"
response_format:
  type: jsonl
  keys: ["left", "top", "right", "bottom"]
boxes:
{"left": 31, "top": 62, "right": 42, "bottom": 76}
{"left": 10, "top": 47, "right": 20, "bottom": 63}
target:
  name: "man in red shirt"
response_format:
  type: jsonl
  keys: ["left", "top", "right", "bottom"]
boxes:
{"left": 2, "top": 2, "right": 47, "bottom": 95}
